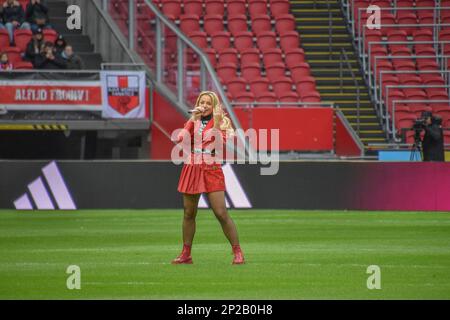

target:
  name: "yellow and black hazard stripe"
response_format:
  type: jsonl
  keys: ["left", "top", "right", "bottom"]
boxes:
{"left": 0, "top": 124, "right": 68, "bottom": 131}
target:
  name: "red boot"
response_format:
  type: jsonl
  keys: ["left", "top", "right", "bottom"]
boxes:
{"left": 172, "top": 244, "right": 193, "bottom": 264}
{"left": 232, "top": 245, "right": 245, "bottom": 265}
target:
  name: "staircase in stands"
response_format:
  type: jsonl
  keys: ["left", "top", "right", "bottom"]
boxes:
{"left": 47, "top": 0, "right": 103, "bottom": 69}
{"left": 290, "top": 0, "right": 386, "bottom": 147}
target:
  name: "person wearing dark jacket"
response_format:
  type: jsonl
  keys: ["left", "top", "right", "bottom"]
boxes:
{"left": 0, "top": 0, "right": 31, "bottom": 44}
{"left": 54, "top": 34, "right": 66, "bottom": 55}
{"left": 422, "top": 113, "right": 445, "bottom": 162}
{"left": 24, "top": 27, "right": 44, "bottom": 62}
{"left": 60, "top": 45, "right": 83, "bottom": 69}
{"left": 34, "top": 41, "right": 67, "bottom": 69}
{"left": 25, "top": 0, "right": 50, "bottom": 32}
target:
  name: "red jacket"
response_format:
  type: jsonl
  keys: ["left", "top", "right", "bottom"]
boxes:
{"left": 176, "top": 118, "right": 227, "bottom": 165}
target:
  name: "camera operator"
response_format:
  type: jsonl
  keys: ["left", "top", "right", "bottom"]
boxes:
{"left": 422, "top": 112, "right": 445, "bottom": 162}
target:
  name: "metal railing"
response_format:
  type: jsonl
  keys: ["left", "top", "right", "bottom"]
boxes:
{"left": 339, "top": 48, "right": 361, "bottom": 135}
{"left": 377, "top": 69, "right": 450, "bottom": 117}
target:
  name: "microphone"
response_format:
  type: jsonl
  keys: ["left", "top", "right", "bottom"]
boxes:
{"left": 188, "top": 108, "right": 204, "bottom": 114}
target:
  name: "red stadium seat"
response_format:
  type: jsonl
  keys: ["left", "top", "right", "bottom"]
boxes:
{"left": 256, "top": 91, "right": 278, "bottom": 107}
{"left": 256, "top": 31, "right": 277, "bottom": 50}
{"left": 227, "top": 0, "right": 246, "bottom": 16}
{"left": 203, "top": 47, "right": 217, "bottom": 67}
{"left": 162, "top": 0, "right": 182, "bottom": 19}
{"left": 364, "top": 29, "right": 382, "bottom": 52}
{"left": 290, "top": 62, "right": 311, "bottom": 83}
{"left": 393, "top": 60, "right": 415, "bottom": 72}
{"left": 432, "top": 106, "right": 450, "bottom": 119}
{"left": 211, "top": 31, "right": 231, "bottom": 51}
{"left": 279, "top": 92, "right": 299, "bottom": 103}
{"left": 265, "top": 62, "right": 286, "bottom": 81}
{"left": 426, "top": 88, "right": 449, "bottom": 100}
{"left": 373, "top": 60, "right": 393, "bottom": 81}
{"left": 205, "top": 0, "right": 225, "bottom": 16}
{"left": 183, "top": 0, "right": 203, "bottom": 16}
{"left": 284, "top": 48, "right": 305, "bottom": 68}
{"left": 270, "top": 0, "right": 290, "bottom": 18}
{"left": 272, "top": 76, "right": 293, "bottom": 97}
{"left": 251, "top": 15, "right": 272, "bottom": 36}
{"left": 13, "top": 29, "right": 32, "bottom": 52}
{"left": 180, "top": 14, "right": 200, "bottom": 33}
{"left": 0, "top": 29, "right": 9, "bottom": 48}
{"left": 380, "top": 13, "right": 396, "bottom": 36}
{"left": 233, "top": 31, "right": 254, "bottom": 51}
{"left": 440, "top": 29, "right": 450, "bottom": 43}
{"left": 241, "top": 62, "right": 262, "bottom": 80}
{"left": 295, "top": 76, "right": 317, "bottom": 96}
{"left": 249, "top": 0, "right": 268, "bottom": 18}
{"left": 2, "top": 47, "right": 21, "bottom": 64}
{"left": 43, "top": 29, "right": 58, "bottom": 43}
{"left": 228, "top": 15, "right": 248, "bottom": 36}
{"left": 240, "top": 47, "right": 261, "bottom": 65}
{"left": 399, "top": 74, "right": 422, "bottom": 85}
{"left": 414, "top": 45, "right": 436, "bottom": 56}
{"left": 397, "top": 13, "right": 418, "bottom": 36}
{"left": 421, "top": 73, "right": 446, "bottom": 85}
{"left": 416, "top": 0, "right": 435, "bottom": 7}
{"left": 387, "top": 90, "right": 407, "bottom": 113}
{"left": 262, "top": 48, "right": 283, "bottom": 65}
{"left": 405, "top": 89, "right": 428, "bottom": 109}
{"left": 369, "top": 45, "right": 388, "bottom": 68}
{"left": 226, "top": 77, "right": 248, "bottom": 97}
{"left": 275, "top": 14, "right": 296, "bottom": 34}
{"left": 233, "top": 91, "right": 255, "bottom": 105}
{"left": 381, "top": 75, "right": 400, "bottom": 98}
{"left": 13, "top": 61, "right": 33, "bottom": 69}
{"left": 249, "top": 77, "right": 270, "bottom": 94}
{"left": 396, "top": 114, "right": 416, "bottom": 133}
{"left": 300, "top": 91, "right": 321, "bottom": 105}
{"left": 279, "top": 31, "right": 300, "bottom": 51}
{"left": 413, "top": 29, "right": 433, "bottom": 42}
{"left": 371, "top": 0, "right": 391, "bottom": 8}
{"left": 217, "top": 62, "right": 237, "bottom": 79}
{"left": 188, "top": 31, "right": 208, "bottom": 48}
{"left": 204, "top": 15, "right": 224, "bottom": 35}
{"left": 386, "top": 30, "right": 408, "bottom": 51}
{"left": 417, "top": 59, "right": 439, "bottom": 71}
{"left": 218, "top": 48, "right": 238, "bottom": 65}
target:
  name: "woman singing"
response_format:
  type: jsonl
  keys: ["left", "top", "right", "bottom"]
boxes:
{"left": 172, "top": 91, "right": 245, "bottom": 265}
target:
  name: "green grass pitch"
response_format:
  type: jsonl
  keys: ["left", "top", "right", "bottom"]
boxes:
{"left": 0, "top": 209, "right": 449, "bottom": 299}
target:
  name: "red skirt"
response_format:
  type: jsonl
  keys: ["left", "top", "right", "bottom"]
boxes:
{"left": 178, "top": 163, "right": 226, "bottom": 194}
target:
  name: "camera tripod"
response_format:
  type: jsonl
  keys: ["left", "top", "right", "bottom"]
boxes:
{"left": 410, "top": 137, "right": 423, "bottom": 161}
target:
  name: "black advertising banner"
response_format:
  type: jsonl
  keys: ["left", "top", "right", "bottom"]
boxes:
{"left": 0, "top": 160, "right": 449, "bottom": 211}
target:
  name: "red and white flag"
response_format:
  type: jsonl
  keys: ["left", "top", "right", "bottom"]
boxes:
{"left": 100, "top": 71, "right": 146, "bottom": 118}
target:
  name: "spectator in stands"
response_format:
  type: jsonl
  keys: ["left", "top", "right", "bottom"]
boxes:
{"left": 24, "top": 27, "right": 44, "bottom": 62}
{"left": 60, "top": 45, "right": 83, "bottom": 69}
{"left": 54, "top": 34, "right": 66, "bottom": 55}
{"left": 25, "top": 0, "right": 51, "bottom": 32}
{"left": 0, "top": 52, "right": 13, "bottom": 70}
{"left": 0, "top": 0, "right": 31, "bottom": 44}
{"left": 34, "top": 41, "right": 67, "bottom": 69}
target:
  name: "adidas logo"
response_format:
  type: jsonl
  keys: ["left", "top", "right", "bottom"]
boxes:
{"left": 14, "top": 161, "right": 76, "bottom": 210}
{"left": 198, "top": 164, "right": 252, "bottom": 209}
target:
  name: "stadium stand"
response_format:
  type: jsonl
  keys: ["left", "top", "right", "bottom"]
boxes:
{"left": 291, "top": 0, "right": 386, "bottom": 145}
{"left": 109, "top": 0, "right": 321, "bottom": 107}
{"left": 344, "top": 0, "right": 450, "bottom": 144}
{"left": 0, "top": 0, "right": 102, "bottom": 69}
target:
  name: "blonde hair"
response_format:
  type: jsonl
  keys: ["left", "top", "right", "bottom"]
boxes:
{"left": 195, "top": 91, "right": 235, "bottom": 136}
